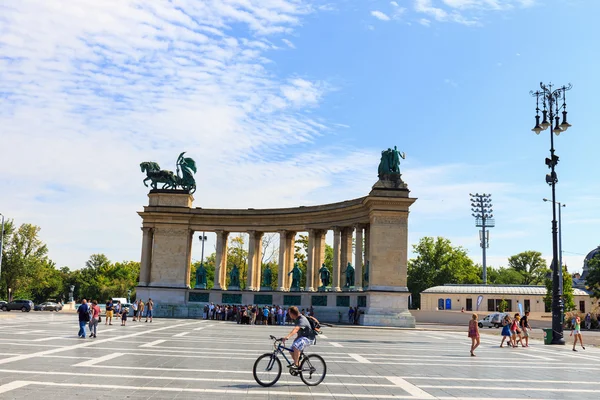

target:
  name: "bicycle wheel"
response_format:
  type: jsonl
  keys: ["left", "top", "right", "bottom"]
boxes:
{"left": 299, "top": 354, "right": 327, "bottom": 386}
{"left": 253, "top": 353, "right": 282, "bottom": 387}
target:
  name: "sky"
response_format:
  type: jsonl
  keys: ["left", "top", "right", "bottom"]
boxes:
{"left": 1, "top": 0, "right": 598, "bottom": 274}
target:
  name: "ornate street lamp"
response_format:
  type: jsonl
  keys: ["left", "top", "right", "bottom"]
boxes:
{"left": 470, "top": 193, "right": 494, "bottom": 284}
{"left": 199, "top": 232, "right": 207, "bottom": 263}
{"left": 530, "top": 82, "right": 572, "bottom": 345}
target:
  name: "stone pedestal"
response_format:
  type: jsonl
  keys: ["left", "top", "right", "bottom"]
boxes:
{"left": 228, "top": 286, "right": 241, "bottom": 291}
{"left": 361, "top": 291, "right": 415, "bottom": 327}
{"left": 260, "top": 286, "right": 272, "bottom": 292}
{"left": 318, "top": 286, "right": 330, "bottom": 292}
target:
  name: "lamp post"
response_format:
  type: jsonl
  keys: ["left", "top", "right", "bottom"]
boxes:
{"left": 531, "top": 82, "right": 572, "bottom": 345}
{"left": 470, "top": 193, "right": 494, "bottom": 284}
{"left": 544, "top": 199, "right": 566, "bottom": 293}
{"left": 199, "top": 232, "right": 207, "bottom": 263}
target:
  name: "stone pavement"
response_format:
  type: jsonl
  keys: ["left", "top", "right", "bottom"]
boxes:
{"left": 0, "top": 313, "right": 600, "bottom": 399}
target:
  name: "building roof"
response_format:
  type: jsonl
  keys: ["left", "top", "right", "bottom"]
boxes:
{"left": 421, "top": 284, "right": 590, "bottom": 296}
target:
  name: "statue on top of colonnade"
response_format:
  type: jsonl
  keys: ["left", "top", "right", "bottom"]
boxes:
{"left": 140, "top": 152, "right": 197, "bottom": 193}
{"left": 378, "top": 146, "right": 405, "bottom": 178}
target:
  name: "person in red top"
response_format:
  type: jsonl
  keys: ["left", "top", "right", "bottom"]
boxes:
{"left": 89, "top": 300, "right": 101, "bottom": 338}
{"left": 468, "top": 313, "right": 480, "bottom": 357}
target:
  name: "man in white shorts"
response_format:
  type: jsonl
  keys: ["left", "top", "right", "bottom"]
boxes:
{"left": 282, "top": 306, "right": 315, "bottom": 370}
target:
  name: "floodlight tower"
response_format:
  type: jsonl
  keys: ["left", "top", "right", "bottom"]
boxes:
{"left": 470, "top": 193, "right": 494, "bottom": 284}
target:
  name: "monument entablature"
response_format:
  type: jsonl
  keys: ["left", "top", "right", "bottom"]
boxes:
{"left": 136, "top": 147, "right": 417, "bottom": 327}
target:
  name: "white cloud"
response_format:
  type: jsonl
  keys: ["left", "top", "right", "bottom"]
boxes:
{"left": 391, "top": 1, "right": 400, "bottom": 6}
{"left": 413, "top": 0, "right": 531, "bottom": 26}
{"left": 419, "top": 18, "right": 432, "bottom": 26}
{"left": 282, "top": 38, "right": 296, "bottom": 48}
{"left": 0, "top": 0, "right": 366, "bottom": 268}
{"left": 371, "top": 10, "right": 391, "bottom": 21}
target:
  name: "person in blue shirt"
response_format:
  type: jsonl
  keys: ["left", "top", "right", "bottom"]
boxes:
{"left": 77, "top": 299, "right": 90, "bottom": 338}
{"left": 263, "top": 307, "right": 269, "bottom": 325}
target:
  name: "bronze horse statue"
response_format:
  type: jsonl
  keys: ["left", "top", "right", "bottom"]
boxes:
{"left": 140, "top": 162, "right": 177, "bottom": 190}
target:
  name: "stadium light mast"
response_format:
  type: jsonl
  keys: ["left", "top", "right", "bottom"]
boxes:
{"left": 470, "top": 193, "right": 494, "bottom": 284}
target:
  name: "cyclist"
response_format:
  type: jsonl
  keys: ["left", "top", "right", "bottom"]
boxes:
{"left": 282, "top": 306, "right": 315, "bottom": 370}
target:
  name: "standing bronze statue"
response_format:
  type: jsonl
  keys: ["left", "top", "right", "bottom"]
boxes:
{"left": 262, "top": 266, "right": 272, "bottom": 287}
{"left": 288, "top": 263, "right": 302, "bottom": 290}
{"left": 343, "top": 262, "right": 355, "bottom": 288}
{"left": 378, "top": 146, "right": 405, "bottom": 178}
{"left": 229, "top": 264, "right": 240, "bottom": 288}
{"left": 363, "top": 261, "right": 369, "bottom": 287}
{"left": 319, "top": 263, "right": 331, "bottom": 288}
{"left": 195, "top": 263, "right": 207, "bottom": 289}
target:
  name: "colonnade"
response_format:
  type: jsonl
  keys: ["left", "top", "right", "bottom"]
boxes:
{"left": 204, "top": 225, "right": 370, "bottom": 292}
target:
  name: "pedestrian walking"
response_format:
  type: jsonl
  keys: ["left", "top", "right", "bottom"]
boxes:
{"left": 89, "top": 300, "right": 100, "bottom": 338}
{"left": 121, "top": 307, "right": 128, "bottom": 326}
{"left": 520, "top": 311, "right": 531, "bottom": 347}
{"left": 145, "top": 298, "right": 154, "bottom": 322}
{"left": 585, "top": 313, "right": 592, "bottom": 330}
{"left": 500, "top": 314, "right": 512, "bottom": 347}
{"left": 468, "top": 313, "right": 480, "bottom": 357}
{"left": 348, "top": 306, "right": 354, "bottom": 323}
{"left": 571, "top": 316, "right": 585, "bottom": 351}
{"left": 77, "top": 299, "right": 90, "bottom": 338}
{"left": 105, "top": 298, "right": 114, "bottom": 325}
{"left": 138, "top": 300, "right": 145, "bottom": 322}
{"left": 132, "top": 300, "right": 138, "bottom": 321}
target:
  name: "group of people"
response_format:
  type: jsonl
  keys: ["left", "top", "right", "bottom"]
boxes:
{"left": 347, "top": 306, "right": 361, "bottom": 324}
{"left": 468, "top": 310, "right": 587, "bottom": 356}
{"left": 203, "top": 303, "right": 315, "bottom": 326}
{"left": 76, "top": 297, "right": 155, "bottom": 338}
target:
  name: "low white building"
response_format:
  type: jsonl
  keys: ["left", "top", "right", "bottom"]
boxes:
{"left": 420, "top": 284, "right": 597, "bottom": 314}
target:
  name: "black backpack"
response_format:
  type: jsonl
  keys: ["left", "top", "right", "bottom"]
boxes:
{"left": 307, "top": 316, "right": 321, "bottom": 337}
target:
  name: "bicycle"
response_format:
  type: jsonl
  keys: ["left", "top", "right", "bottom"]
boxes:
{"left": 253, "top": 335, "right": 327, "bottom": 387}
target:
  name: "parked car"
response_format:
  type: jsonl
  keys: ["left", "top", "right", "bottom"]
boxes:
{"left": 34, "top": 302, "right": 63, "bottom": 312}
{"left": 1, "top": 299, "right": 34, "bottom": 312}
{"left": 478, "top": 312, "right": 508, "bottom": 328}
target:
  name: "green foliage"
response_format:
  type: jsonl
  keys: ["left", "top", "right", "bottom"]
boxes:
{"left": 190, "top": 257, "right": 215, "bottom": 289}
{"left": 1, "top": 221, "right": 49, "bottom": 300}
{"left": 407, "top": 237, "right": 480, "bottom": 309}
{"left": 72, "top": 255, "right": 140, "bottom": 302}
{"left": 507, "top": 251, "right": 548, "bottom": 285}
{"left": 586, "top": 253, "right": 600, "bottom": 299}
{"left": 486, "top": 266, "right": 525, "bottom": 285}
{"left": 544, "top": 265, "right": 575, "bottom": 312}
{"left": 498, "top": 298, "right": 508, "bottom": 312}
{"left": 294, "top": 234, "right": 308, "bottom": 285}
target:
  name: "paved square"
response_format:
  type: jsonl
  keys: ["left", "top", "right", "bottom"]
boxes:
{"left": 0, "top": 313, "right": 599, "bottom": 399}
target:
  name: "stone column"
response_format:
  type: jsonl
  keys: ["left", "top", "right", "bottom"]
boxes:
{"left": 253, "top": 232, "right": 264, "bottom": 290}
{"left": 138, "top": 227, "right": 153, "bottom": 286}
{"left": 285, "top": 232, "right": 296, "bottom": 288}
{"left": 214, "top": 230, "right": 229, "bottom": 290}
{"left": 305, "top": 230, "right": 316, "bottom": 291}
{"left": 355, "top": 225, "right": 364, "bottom": 290}
{"left": 364, "top": 224, "right": 370, "bottom": 267}
{"left": 340, "top": 227, "right": 353, "bottom": 288}
{"left": 247, "top": 231, "right": 257, "bottom": 291}
{"left": 277, "top": 230, "right": 288, "bottom": 291}
{"left": 313, "top": 230, "right": 326, "bottom": 289}
{"left": 332, "top": 227, "right": 342, "bottom": 292}
{"left": 185, "top": 230, "right": 194, "bottom": 289}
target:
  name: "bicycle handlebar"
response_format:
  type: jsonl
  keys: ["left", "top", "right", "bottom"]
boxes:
{"left": 269, "top": 335, "right": 284, "bottom": 341}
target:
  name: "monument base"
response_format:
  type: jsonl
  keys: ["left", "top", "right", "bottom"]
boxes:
{"left": 194, "top": 284, "right": 207, "bottom": 290}
{"left": 228, "top": 286, "right": 241, "bottom": 291}
{"left": 317, "top": 286, "right": 331, "bottom": 292}
{"left": 361, "top": 291, "right": 415, "bottom": 328}
{"left": 260, "top": 287, "right": 273, "bottom": 292}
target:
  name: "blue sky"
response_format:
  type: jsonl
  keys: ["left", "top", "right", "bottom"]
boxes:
{"left": 1, "top": 0, "right": 598, "bottom": 273}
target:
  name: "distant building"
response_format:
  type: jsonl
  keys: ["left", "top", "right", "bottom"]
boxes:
{"left": 420, "top": 284, "right": 596, "bottom": 314}
{"left": 574, "top": 245, "right": 600, "bottom": 288}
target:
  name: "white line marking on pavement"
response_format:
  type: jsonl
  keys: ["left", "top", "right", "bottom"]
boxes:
{"left": 193, "top": 324, "right": 213, "bottom": 331}
{"left": 172, "top": 332, "right": 190, "bottom": 337}
{"left": 387, "top": 376, "right": 435, "bottom": 399}
{"left": 33, "top": 337, "right": 65, "bottom": 342}
{"left": 319, "top": 334, "right": 328, "bottom": 338}
{"left": 0, "top": 369, "right": 396, "bottom": 388}
{"left": 73, "top": 353, "right": 123, "bottom": 367}
{"left": 348, "top": 353, "right": 371, "bottom": 363}
{"left": 2, "top": 381, "right": 417, "bottom": 399}
{"left": 330, "top": 341, "right": 344, "bottom": 347}
{"left": 420, "top": 384, "right": 600, "bottom": 393}
{"left": 0, "top": 380, "right": 29, "bottom": 394}
{"left": 0, "top": 321, "right": 203, "bottom": 366}
{"left": 139, "top": 339, "right": 166, "bottom": 348}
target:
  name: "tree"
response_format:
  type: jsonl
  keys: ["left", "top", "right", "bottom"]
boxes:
{"left": 486, "top": 266, "right": 525, "bottom": 285}
{"left": 507, "top": 251, "right": 548, "bottom": 285}
{"left": 407, "top": 237, "right": 480, "bottom": 309}
{"left": 294, "top": 234, "right": 308, "bottom": 283}
{"left": 586, "top": 253, "right": 600, "bottom": 299}
{"left": 1, "top": 222, "right": 48, "bottom": 300}
{"left": 28, "top": 260, "right": 64, "bottom": 303}
{"left": 544, "top": 265, "right": 575, "bottom": 312}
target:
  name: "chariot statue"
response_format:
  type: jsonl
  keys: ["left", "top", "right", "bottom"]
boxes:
{"left": 140, "top": 152, "right": 197, "bottom": 193}
{"left": 378, "top": 146, "right": 405, "bottom": 178}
